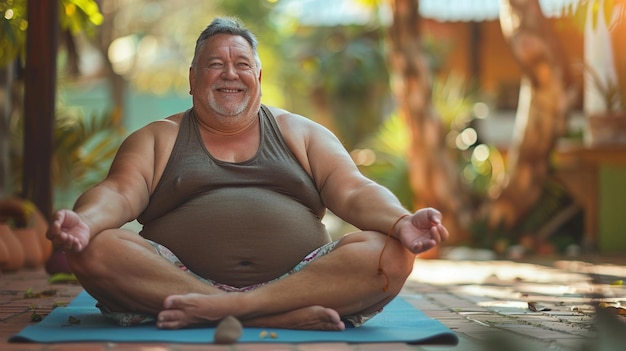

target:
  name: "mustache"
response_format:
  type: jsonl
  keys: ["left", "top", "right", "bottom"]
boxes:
{"left": 213, "top": 84, "right": 246, "bottom": 90}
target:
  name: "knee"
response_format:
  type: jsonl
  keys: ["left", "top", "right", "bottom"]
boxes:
{"left": 340, "top": 231, "right": 415, "bottom": 282}
{"left": 66, "top": 229, "right": 133, "bottom": 278}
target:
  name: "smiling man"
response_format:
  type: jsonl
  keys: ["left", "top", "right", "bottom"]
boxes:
{"left": 46, "top": 17, "right": 449, "bottom": 331}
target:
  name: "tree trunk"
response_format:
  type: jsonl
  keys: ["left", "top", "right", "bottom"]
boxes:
{"left": 387, "top": 0, "right": 472, "bottom": 244}
{"left": 0, "top": 64, "right": 15, "bottom": 198}
{"left": 486, "top": 0, "right": 578, "bottom": 230}
{"left": 22, "top": 0, "right": 59, "bottom": 220}
{"left": 95, "top": 0, "right": 126, "bottom": 126}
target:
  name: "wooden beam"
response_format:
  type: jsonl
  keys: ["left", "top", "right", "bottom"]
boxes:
{"left": 22, "top": 0, "right": 58, "bottom": 220}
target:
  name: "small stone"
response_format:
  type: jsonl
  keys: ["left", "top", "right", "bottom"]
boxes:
{"left": 213, "top": 315, "right": 243, "bottom": 344}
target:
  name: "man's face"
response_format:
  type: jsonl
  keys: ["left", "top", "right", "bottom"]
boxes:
{"left": 190, "top": 34, "right": 261, "bottom": 118}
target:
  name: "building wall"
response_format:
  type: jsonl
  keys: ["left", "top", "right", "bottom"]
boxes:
{"left": 423, "top": 18, "right": 584, "bottom": 110}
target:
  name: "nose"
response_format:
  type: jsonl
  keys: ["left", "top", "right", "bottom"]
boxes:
{"left": 220, "top": 63, "right": 238, "bottom": 79}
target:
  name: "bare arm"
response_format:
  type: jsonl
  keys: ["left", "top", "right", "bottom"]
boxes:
{"left": 304, "top": 120, "right": 409, "bottom": 233}
{"left": 47, "top": 118, "right": 178, "bottom": 251}
{"left": 275, "top": 110, "right": 448, "bottom": 253}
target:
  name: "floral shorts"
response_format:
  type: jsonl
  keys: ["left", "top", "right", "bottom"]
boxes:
{"left": 98, "top": 239, "right": 380, "bottom": 327}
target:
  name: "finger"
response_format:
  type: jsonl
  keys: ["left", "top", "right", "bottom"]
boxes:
{"left": 53, "top": 210, "right": 66, "bottom": 226}
{"left": 427, "top": 208, "right": 442, "bottom": 225}
{"left": 436, "top": 224, "right": 449, "bottom": 242}
{"left": 156, "top": 318, "right": 181, "bottom": 329}
{"left": 429, "top": 225, "right": 442, "bottom": 243}
{"left": 410, "top": 239, "right": 436, "bottom": 254}
{"left": 69, "top": 236, "right": 85, "bottom": 252}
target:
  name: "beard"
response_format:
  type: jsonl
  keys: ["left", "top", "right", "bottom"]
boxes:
{"left": 209, "top": 95, "right": 250, "bottom": 117}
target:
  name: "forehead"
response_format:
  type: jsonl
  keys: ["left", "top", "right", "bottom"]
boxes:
{"left": 200, "top": 33, "right": 254, "bottom": 59}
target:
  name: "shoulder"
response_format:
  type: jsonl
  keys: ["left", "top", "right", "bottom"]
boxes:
{"left": 265, "top": 106, "right": 330, "bottom": 137}
{"left": 123, "top": 112, "right": 184, "bottom": 146}
{"left": 115, "top": 111, "right": 186, "bottom": 168}
{"left": 114, "top": 111, "right": 186, "bottom": 192}
{"left": 138, "top": 112, "right": 184, "bottom": 135}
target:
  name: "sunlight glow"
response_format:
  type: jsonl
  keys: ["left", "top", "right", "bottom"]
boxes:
{"left": 351, "top": 148, "right": 376, "bottom": 166}
{"left": 473, "top": 102, "right": 490, "bottom": 119}
{"left": 108, "top": 35, "right": 137, "bottom": 75}
{"left": 456, "top": 128, "right": 478, "bottom": 150}
{"left": 462, "top": 165, "right": 476, "bottom": 184}
{"left": 472, "top": 144, "right": 490, "bottom": 162}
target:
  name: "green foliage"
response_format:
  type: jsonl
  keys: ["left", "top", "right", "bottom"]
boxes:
{"left": 10, "top": 107, "right": 127, "bottom": 210}
{"left": 52, "top": 108, "right": 126, "bottom": 192}
{"left": 563, "top": 0, "right": 625, "bottom": 111}
{"left": 469, "top": 179, "right": 578, "bottom": 251}
{"left": 216, "top": 0, "right": 275, "bottom": 35}
{"left": 359, "top": 74, "right": 482, "bottom": 212}
{"left": 563, "top": 0, "right": 615, "bottom": 32}
{"left": 432, "top": 73, "right": 474, "bottom": 129}
{"left": 358, "top": 114, "right": 413, "bottom": 210}
{"left": 279, "top": 25, "right": 391, "bottom": 148}
{"left": 0, "top": 0, "right": 27, "bottom": 67}
{"left": 0, "top": 0, "right": 103, "bottom": 68}
{"left": 58, "top": 0, "right": 103, "bottom": 35}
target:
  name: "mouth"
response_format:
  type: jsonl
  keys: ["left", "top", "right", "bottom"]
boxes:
{"left": 216, "top": 87, "right": 244, "bottom": 93}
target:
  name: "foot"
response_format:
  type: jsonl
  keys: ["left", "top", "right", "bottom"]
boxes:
{"left": 245, "top": 305, "right": 345, "bottom": 331}
{"left": 156, "top": 293, "right": 345, "bottom": 331}
{"left": 157, "top": 293, "right": 230, "bottom": 329}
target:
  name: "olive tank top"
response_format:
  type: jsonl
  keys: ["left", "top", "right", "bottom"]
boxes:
{"left": 136, "top": 106, "right": 331, "bottom": 287}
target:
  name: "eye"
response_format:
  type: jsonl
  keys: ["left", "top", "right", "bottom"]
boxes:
{"left": 208, "top": 61, "right": 224, "bottom": 69}
{"left": 237, "top": 62, "right": 252, "bottom": 69}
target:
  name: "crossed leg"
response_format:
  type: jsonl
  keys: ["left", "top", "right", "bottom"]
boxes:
{"left": 156, "top": 231, "right": 415, "bottom": 329}
{"left": 67, "top": 229, "right": 415, "bottom": 330}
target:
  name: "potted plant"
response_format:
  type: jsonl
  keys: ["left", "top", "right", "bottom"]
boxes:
{"left": 565, "top": 0, "right": 626, "bottom": 146}
{"left": 584, "top": 63, "right": 626, "bottom": 145}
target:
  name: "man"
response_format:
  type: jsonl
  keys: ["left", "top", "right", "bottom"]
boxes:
{"left": 47, "top": 17, "right": 449, "bottom": 331}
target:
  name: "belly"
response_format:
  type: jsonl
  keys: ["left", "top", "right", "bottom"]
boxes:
{"left": 140, "top": 188, "right": 330, "bottom": 287}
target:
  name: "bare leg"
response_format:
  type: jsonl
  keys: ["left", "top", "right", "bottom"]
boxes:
{"left": 67, "top": 229, "right": 350, "bottom": 330}
{"left": 244, "top": 306, "right": 344, "bottom": 330}
{"left": 157, "top": 231, "right": 415, "bottom": 329}
{"left": 66, "top": 229, "right": 223, "bottom": 314}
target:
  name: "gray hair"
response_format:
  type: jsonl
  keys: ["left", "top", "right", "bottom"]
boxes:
{"left": 191, "top": 17, "right": 262, "bottom": 72}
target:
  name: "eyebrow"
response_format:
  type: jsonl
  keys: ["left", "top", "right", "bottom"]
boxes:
{"left": 206, "top": 53, "right": 254, "bottom": 62}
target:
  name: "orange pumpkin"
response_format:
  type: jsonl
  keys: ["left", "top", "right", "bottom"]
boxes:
{"left": 0, "top": 224, "right": 25, "bottom": 271}
{"left": 0, "top": 197, "right": 51, "bottom": 272}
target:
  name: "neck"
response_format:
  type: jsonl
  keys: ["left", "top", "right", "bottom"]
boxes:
{"left": 192, "top": 108, "right": 260, "bottom": 137}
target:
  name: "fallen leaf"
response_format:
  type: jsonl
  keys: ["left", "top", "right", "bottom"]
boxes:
{"left": 30, "top": 311, "right": 42, "bottom": 322}
{"left": 23, "top": 288, "right": 58, "bottom": 299}
{"left": 52, "top": 301, "right": 69, "bottom": 308}
{"left": 67, "top": 316, "right": 81, "bottom": 325}
{"left": 48, "top": 273, "right": 78, "bottom": 284}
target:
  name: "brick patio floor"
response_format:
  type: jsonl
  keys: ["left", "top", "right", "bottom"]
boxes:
{"left": 2, "top": 255, "right": 626, "bottom": 351}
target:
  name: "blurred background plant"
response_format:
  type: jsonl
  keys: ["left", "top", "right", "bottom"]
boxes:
{"left": 2, "top": 0, "right": 606, "bottom": 256}
{"left": 0, "top": 0, "right": 120, "bottom": 210}
{"left": 563, "top": 0, "right": 625, "bottom": 112}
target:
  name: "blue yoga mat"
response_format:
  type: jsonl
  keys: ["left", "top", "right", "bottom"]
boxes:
{"left": 10, "top": 291, "right": 458, "bottom": 345}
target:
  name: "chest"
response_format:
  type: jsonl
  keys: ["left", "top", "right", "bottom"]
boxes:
{"left": 199, "top": 127, "right": 261, "bottom": 163}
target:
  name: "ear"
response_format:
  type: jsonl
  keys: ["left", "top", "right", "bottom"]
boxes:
{"left": 189, "top": 66, "right": 195, "bottom": 95}
{"left": 258, "top": 69, "right": 262, "bottom": 83}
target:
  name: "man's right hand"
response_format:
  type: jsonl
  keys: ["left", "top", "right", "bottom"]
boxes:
{"left": 46, "top": 209, "right": 91, "bottom": 252}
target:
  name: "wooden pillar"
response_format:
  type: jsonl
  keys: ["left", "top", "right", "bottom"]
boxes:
{"left": 22, "top": 0, "right": 58, "bottom": 220}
